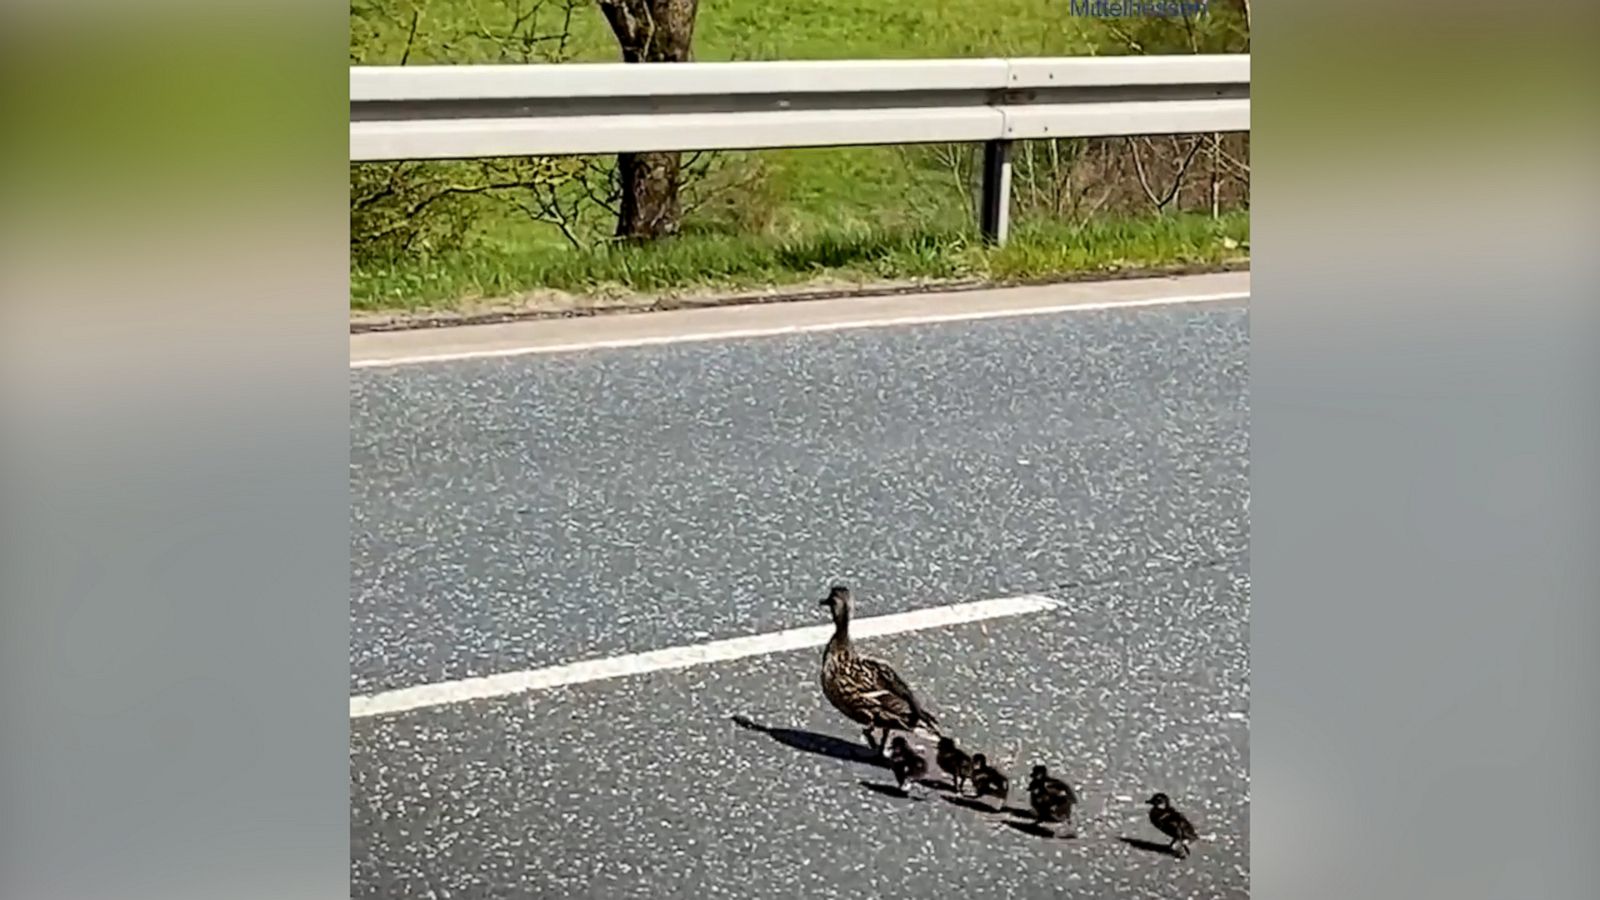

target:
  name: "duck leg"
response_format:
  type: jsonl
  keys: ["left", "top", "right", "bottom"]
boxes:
{"left": 861, "top": 726, "right": 879, "bottom": 751}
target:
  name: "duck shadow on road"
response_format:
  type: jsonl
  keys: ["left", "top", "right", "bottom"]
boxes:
{"left": 942, "top": 795, "right": 1004, "bottom": 814}
{"left": 857, "top": 780, "right": 928, "bottom": 802}
{"left": 1003, "top": 820, "right": 1076, "bottom": 840}
{"left": 936, "top": 796, "right": 1080, "bottom": 840}
{"left": 1118, "top": 836, "right": 1183, "bottom": 858}
{"left": 729, "top": 714, "right": 889, "bottom": 769}
{"left": 940, "top": 795, "right": 1030, "bottom": 817}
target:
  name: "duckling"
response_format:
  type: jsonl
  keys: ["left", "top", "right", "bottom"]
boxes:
{"left": 887, "top": 736, "right": 928, "bottom": 792}
{"left": 936, "top": 736, "right": 974, "bottom": 794}
{"left": 969, "top": 753, "right": 1010, "bottom": 810}
{"left": 1146, "top": 792, "right": 1198, "bottom": 858}
{"left": 818, "top": 585, "right": 942, "bottom": 752}
{"left": 1027, "top": 765, "right": 1078, "bottom": 831}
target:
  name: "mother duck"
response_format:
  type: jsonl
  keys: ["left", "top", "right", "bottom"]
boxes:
{"left": 818, "top": 584, "right": 941, "bottom": 752}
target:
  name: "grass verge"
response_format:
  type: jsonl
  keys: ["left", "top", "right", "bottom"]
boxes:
{"left": 351, "top": 210, "right": 1249, "bottom": 317}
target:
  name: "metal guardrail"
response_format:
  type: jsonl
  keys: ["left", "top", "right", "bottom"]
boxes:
{"left": 350, "top": 55, "right": 1249, "bottom": 243}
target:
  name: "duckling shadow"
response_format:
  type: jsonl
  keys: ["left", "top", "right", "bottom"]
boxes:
{"left": 1118, "top": 836, "right": 1182, "bottom": 858}
{"left": 729, "top": 714, "right": 889, "bottom": 770}
{"left": 1004, "top": 820, "right": 1076, "bottom": 840}
{"left": 941, "top": 795, "right": 1016, "bottom": 816}
{"left": 858, "top": 780, "right": 926, "bottom": 802}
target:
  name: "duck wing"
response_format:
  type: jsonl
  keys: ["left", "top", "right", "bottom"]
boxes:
{"left": 977, "top": 767, "right": 1009, "bottom": 797}
{"left": 1154, "top": 806, "right": 1197, "bottom": 841}
{"left": 1052, "top": 781, "right": 1077, "bottom": 813}
{"left": 1031, "top": 779, "right": 1073, "bottom": 817}
{"left": 1174, "top": 811, "right": 1198, "bottom": 841}
{"left": 856, "top": 656, "right": 940, "bottom": 729}
{"left": 936, "top": 744, "right": 969, "bottom": 774}
{"left": 897, "top": 748, "right": 928, "bottom": 780}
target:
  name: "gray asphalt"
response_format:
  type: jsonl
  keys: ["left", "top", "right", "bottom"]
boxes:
{"left": 350, "top": 299, "right": 1250, "bottom": 899}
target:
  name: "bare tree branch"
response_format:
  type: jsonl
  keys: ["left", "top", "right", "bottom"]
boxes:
{"left": 399, "top": 7, "right": 421, "bottom": 65}
{"left": 1128, "top": 135, "right": 1206, "bottom": 213}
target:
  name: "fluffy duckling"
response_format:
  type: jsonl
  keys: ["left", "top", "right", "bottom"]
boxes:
{"left": 969, "top": 753, "right": 1010, "bottom": 810}
{"left": 936, "top": 737, "right": 974, "bottom": 794}
{"left": 818, "top": 585, "right": 941, "bottom": 752}
{"left": 1147, "top": 792, "right": 1198, "bottom": 858}
{"left": 888, "top": 736, "right": 928, "bottom": 792}
{"left": 1027, "top": 765, "right": 1078, "bottom": 830}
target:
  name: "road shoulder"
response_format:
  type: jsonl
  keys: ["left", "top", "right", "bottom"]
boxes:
{"left": 350, "top": 270, "right": 1250, "bottom": 369}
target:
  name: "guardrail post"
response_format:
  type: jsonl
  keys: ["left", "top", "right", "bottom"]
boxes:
{"left": 979, "top": 139, "right": 1013, "bottom": 245}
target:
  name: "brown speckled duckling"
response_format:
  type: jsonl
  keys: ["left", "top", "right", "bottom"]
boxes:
{"left": 1027, "top": 765, "right": 1078, "bottom": 830}
{"left": 1147, "top": 792, "right": 1198, "bottom": 858}
{"left": 818, "top": 585, "right": 941, "bottom": 752}
{"left": 888, "top": 736, "right": 928, "bottom": 792}
{"left": 969, "top": 753, "right": 1010, "bottom": 810}
{"left": 936, "top": 737, "right": 974, "bottom": 794}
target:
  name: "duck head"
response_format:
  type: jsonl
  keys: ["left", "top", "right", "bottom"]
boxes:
{"left": 818, "top": 584, "right": 853, "bottom": 623}
{"left": 1147, "top": 792, "right": 1171, "bottom": 808}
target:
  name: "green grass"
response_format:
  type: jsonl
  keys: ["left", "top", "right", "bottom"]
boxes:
{"left": 350, "top": 1, "right": 1250, "bottom": 312}
{"left": 352, "top": 1, "right": 1120, "bottom": 66}
{"left": 352, "top": 210, "right": 1249, "bottom": 312}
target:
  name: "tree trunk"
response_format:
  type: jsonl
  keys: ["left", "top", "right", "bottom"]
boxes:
{"left": 598, "top": 0, "right": 699, "bottom": 241}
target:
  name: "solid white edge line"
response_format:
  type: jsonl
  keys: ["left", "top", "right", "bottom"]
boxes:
{"left": 350, "top": 593, "right": 1062, "bottom": 720}
{"left": 350, "top": 290, "right": 1249, "bottom": 369}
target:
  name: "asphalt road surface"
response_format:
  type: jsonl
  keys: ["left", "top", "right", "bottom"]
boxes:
{"left": 350, "top": 295, "right": 1250, "bottom": 899}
